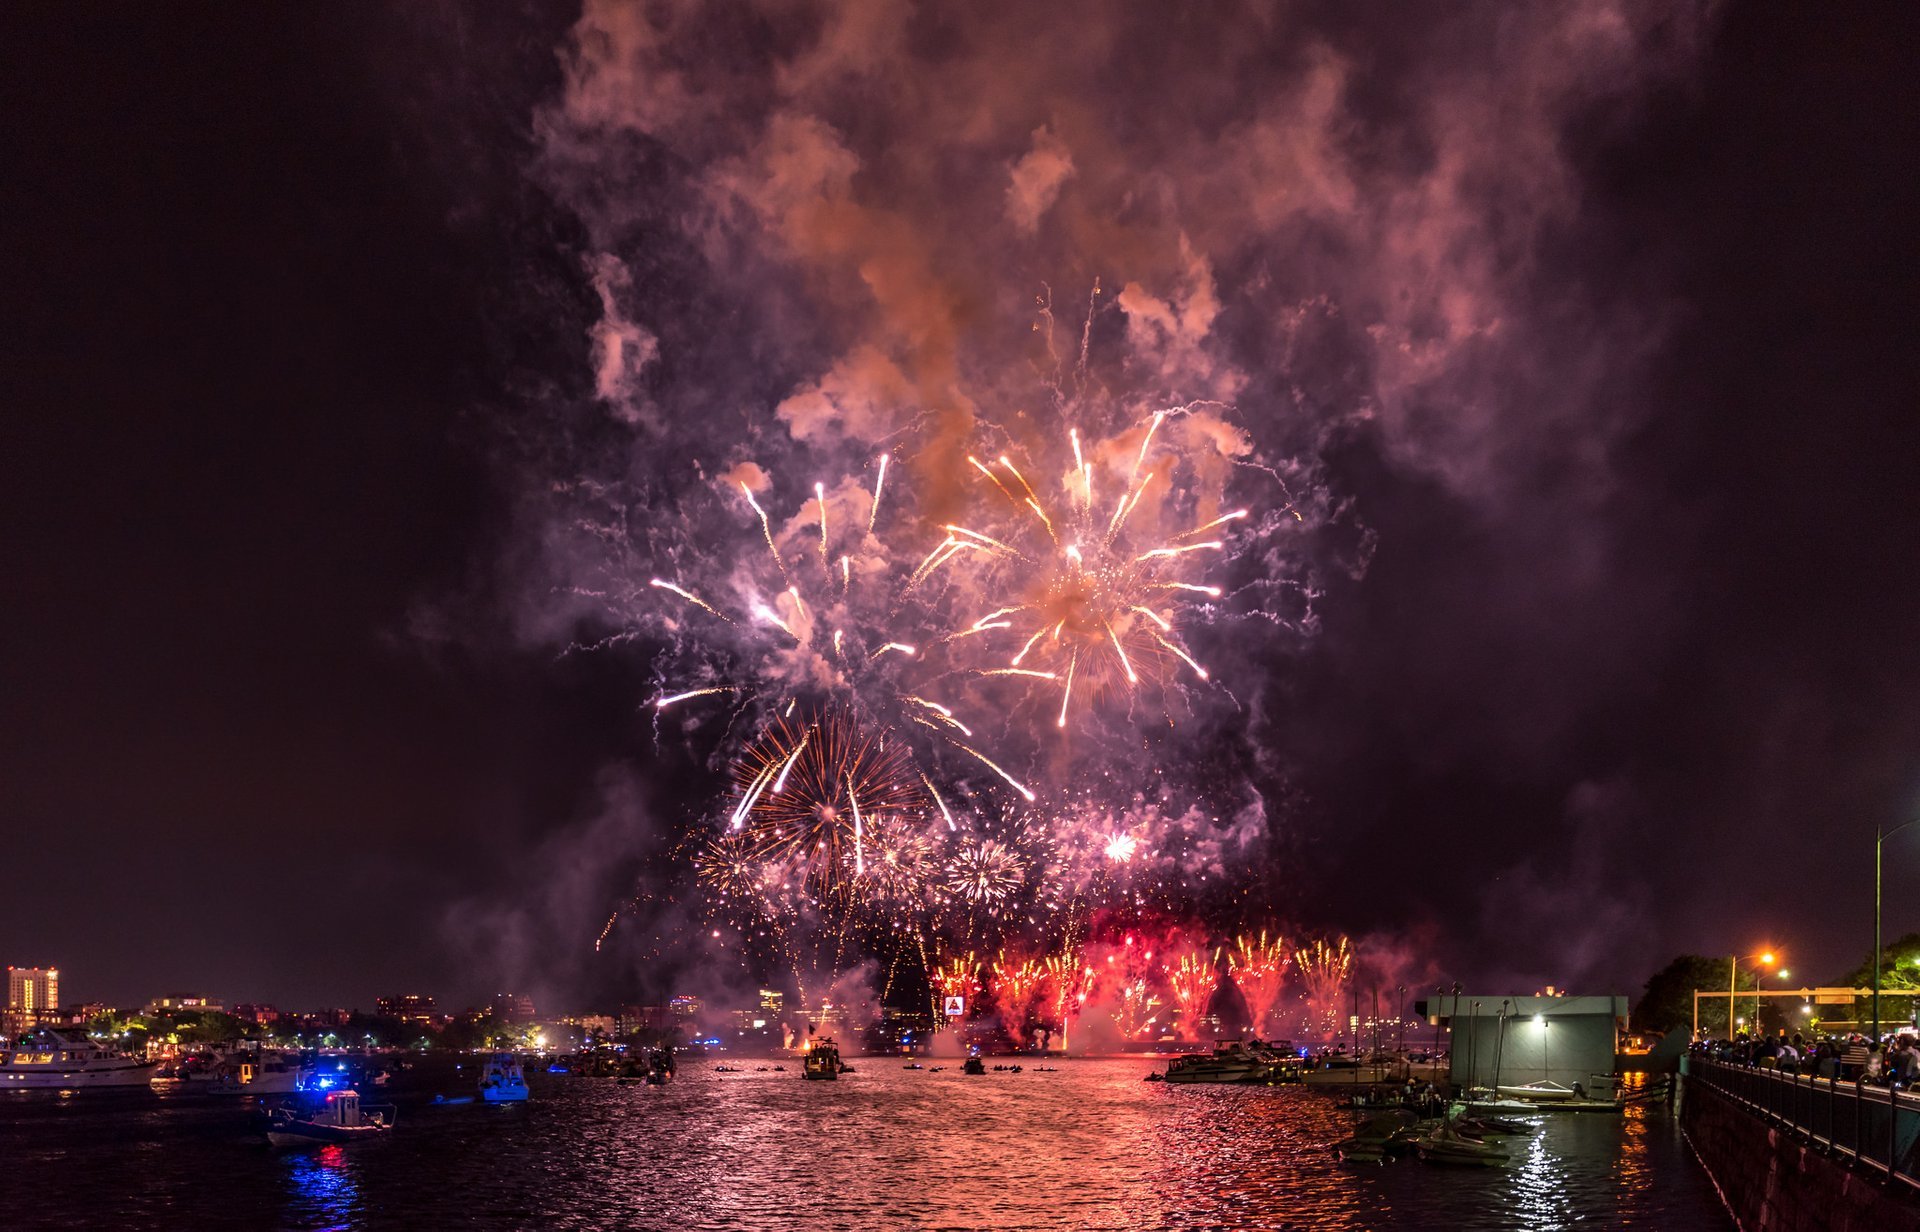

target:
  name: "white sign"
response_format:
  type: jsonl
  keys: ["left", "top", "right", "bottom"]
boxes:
{"left": 944, "top": 996, "right": 966, "bottom": 1018}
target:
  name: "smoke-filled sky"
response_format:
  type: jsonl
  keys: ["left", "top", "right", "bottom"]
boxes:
{"left": 4, "top": 3, "right": 1917, "bottom": 1013}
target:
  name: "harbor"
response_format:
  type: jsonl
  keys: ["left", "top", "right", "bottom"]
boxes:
{"left": 0, "top": 1054, "right": 1724, "bottom": 1230}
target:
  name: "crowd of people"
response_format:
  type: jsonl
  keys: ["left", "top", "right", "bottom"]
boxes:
{"left": 1693, "top": 1029, "right": 1920, "bottom": 1086}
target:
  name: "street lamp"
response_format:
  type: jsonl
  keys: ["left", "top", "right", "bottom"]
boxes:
{"left": 1875, "top": 817, "right": 1920, "bottom": 1040}
{"left": 1727, "top": 950, "right": 1777, "bottom": 1038}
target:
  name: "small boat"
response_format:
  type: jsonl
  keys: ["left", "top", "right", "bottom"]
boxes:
{"left": 432, "top": 1094, "right": 475, "bottom": 1106}
{"left": 1415, "top": 1123, "right": 1510, "bottom": 1167}
{"left": 642, "top": 1047, "right": 675, "bottom": 1086}
{"left": 902, "top": 1063, "right": 924, "bottom": 1070}
{"left": 962, "top": 1054, "right": 987, "bottom": 1075}
{"left": 803, "top": 1040, "right": 842, "bottom": 1080}
{"left": 266, "top": 1090, "right": 392, "bottom": 1148}
{"left": 1495, "top": 1081, "right": 1577, "bottom": 1103}
{"left": 1162, "top": 1040, "right": 1302, "bottom": 1085}
{"left": 479, "top": 1054, "right": 530, "bottom": 1103}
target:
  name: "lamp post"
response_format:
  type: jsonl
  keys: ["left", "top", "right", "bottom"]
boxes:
{"left": 1875, "top": 817, "right": 1920, "bottom": 1041}
{"left": 1728, "top": 951, "right": 1775, "bottom": 1038}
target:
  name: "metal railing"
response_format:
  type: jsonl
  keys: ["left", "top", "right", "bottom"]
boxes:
{"left": 1687, "top": 1058, "right": 1920, "bottom": 1191}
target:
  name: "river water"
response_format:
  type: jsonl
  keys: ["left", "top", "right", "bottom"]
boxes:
{"left": 2, "top": 1058, "right": 1729, "bottom": 1230}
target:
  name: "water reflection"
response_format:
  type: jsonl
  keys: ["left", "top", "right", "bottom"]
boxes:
{"left": 283, "top": 1144, "right": 361, "bottom": 1231}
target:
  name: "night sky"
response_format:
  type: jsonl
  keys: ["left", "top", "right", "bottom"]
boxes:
{"left": 4, "top": 3, "right": 1917, "bottom": 1014}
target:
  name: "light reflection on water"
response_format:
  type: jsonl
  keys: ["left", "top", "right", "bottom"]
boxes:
{"left": 0, "top": 1061, "right": 1728, "bottom": 1230}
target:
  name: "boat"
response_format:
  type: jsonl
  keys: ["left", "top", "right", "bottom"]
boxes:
{"left": 902, "top": 1063, "right": 924, "bottom": 1070}
{"left": 1495, "top": 1081, "right": 1578, "bottom": 1103}
{"left": 266, "top": 1089, "right": 392, "bottom": 1147}
{"left": 1, "top": 1028, "right": 161, "bottom": 1089}
{"left": 1415, "top": 1123, "right": 1510, "bottom": 1167}
{"left": 803, "top": 1039, "right": 842, "bottom": 1080}
{"left": 1162, "top": 1039, "right": 1302, "bottom": 1085}
{"left": 642, "top": 1047, "right": 675, "bottom": 1086}
{"left": 479, "top": 1053, "right": 530, "bottom": 1102}
{"left": 154, "top": 1046, "right": 305, "bottom": 1095}
{"left": 962, "top": 1054, "right": 987, "bottom": 1075}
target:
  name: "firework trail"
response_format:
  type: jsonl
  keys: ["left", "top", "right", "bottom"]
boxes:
{"left": 1041, "top": 951, "right": 1098, "bottom": 1047}
{"left": 991, "top": 951, "right": 1045, "bottom": 1045}
{"left": 1164, "top": 945, "right": 1219, "bottom": 1043}
{"left": 1295, "top": 936, "right": 1353, "bottom": 1040}
{"left": 1228, "top": 930, "right": 1291, "bottom": 1038}
{"left": 1104, "top": 935, "right": 1163, "bottom": 1042}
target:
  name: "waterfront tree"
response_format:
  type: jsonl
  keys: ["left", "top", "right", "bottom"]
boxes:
{"left": 1635, "top": 955, "right": 1753, "bottom": 1036}
{"left": 1835, "top": 930, "right": 1920, "bottom": 1029}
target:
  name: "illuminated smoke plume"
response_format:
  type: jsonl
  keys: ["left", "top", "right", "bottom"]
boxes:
{"left": 497, "top": 0, "right": 1718, "bottom": 1003}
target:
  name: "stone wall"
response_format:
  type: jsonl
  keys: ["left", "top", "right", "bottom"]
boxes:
{"left": 1684, "top": 1079, "right": 1920, "bottom": 1232}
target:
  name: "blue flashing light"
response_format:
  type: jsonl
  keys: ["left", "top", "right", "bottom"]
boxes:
{"left": 336, "top": 1062, "right": 346, "bottom": 1071}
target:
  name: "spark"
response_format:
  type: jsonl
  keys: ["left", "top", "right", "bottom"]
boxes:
{"left": 815, "top": 481, "right": 829, "bottom": 567}
{"left": 1174, "top": 509, "right": 1249, "bottom": 539}
{"left": 1130, "top": 605, "right": 1172, "bottom": 631}
{"left": 649, "top": 578, "right": 725, "bottom": 620}
{"left": 847, "top": 773, "right": 864, "bottom": 877}
{"left": 920, "top": 774, "right": 956, "bottom": 831}
{"left": 872, "top": 642, "right": 917, "bottom": 660}
{"left": 654, "top": 687, "right": 729, "bottom": 710}
{"left": 1103, "top": 833, "right": 1137, "bottom": 862}
{"left": 1057, "top": 652, "right": 1077, "bottom": 728}
{"left": 943, "top": 524, "right": 1024, "bottom": 559}
{"left": 1104, "top": 621, "right": 1138, "bottom": 685}
{"left": 981, "top": 668, "right": 1057, "bottom": 680}
{"left": 770, "top": 730, "right": 810, "bottom": 794}
{"left": 869, "top": 454, "right": 888, "bottom": 530}
{"left": 1129, "top": 410, "right": 1165, "bottom": 482}
{"left": 1153, "top": 582, "right": 1223, "bottom": 598}
{"left": 1135, "top": 541, "right": 1223, "bottom": 562}
{"left": 1153, "top": 634, "right": 1209, "bottom": 680}
{"left": 1011, "top": 628, "right": 1048, "bottom": 666}
{"left": 740, "top": 483, "right": 783, "bottom": 572}
{"left": 955, "top": 744, "right": 1036, "bottom": 801}
{"left": 751, "top": 603, "right": 796, "bottom": 639}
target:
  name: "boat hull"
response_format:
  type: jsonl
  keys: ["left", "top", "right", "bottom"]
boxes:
{"left": 1, "top": 1062, "right": 161, "bottom": 1089}
{"left": 267, "top": 1124, "right": 387, "bottom": 1148}
{"left": 1495, "top": 1084, "right": 1576, "bottom": 1102}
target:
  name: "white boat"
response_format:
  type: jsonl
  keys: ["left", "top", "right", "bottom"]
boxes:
{"left": 1, "top": 1028, "right": 160, "bottom": 1089}
{"left": 479, "top": 1053, "right": 530, "bottom": 1102}
{"left": 1495, "top": 1081, "right": 1578, "bottom": 1102}
{"left": 1163, "top": 1040, "right": 1302, "bottom": 1084}
{"left": 155, "top": 1047, "right": 304, "bottom": 1095}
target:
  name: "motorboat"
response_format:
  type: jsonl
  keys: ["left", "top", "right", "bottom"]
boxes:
{"left": 1, "top": 1028, "right": 160, "bottom": 1088}
{"left": 962, "top": 1054, "right": 987, "bottom": 1075}
{"left": 643, "top": 1047, "right": 675, "bottom": 1086}
{"left": 479, "top": 1053, "right": 530, "bottom": 1102}
{"left": 1162, "top": 1039, "right": 1302, "bottom": 1085}
{"left": 266, "top": 1089, "right": 392, "bottom": 1147}
{"left": 1495, "top": 1081, "right": 1578, "bottom": 1103}
{"left": 155, "top": 1046, "right": 304, "bottom": 1095}
{"left": 803, "top": 1039, "right": 842, "bottom": 1080}
{"left": 1415, "top": 1122, "right": 1511, "bottom": 1167}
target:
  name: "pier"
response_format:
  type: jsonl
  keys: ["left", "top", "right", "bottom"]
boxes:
{"left": 1684, "top": 1057, "right": 1920, "bottom": 1231}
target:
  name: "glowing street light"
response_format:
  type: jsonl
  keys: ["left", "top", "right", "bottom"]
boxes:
{"left": 1875, "top": 817, "right": 1920, "bottom": 1040}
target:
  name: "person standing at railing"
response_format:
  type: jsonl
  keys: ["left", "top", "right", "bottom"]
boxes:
{"left": 1842, "top": 1037, "right": 1871, "bottom": 1080}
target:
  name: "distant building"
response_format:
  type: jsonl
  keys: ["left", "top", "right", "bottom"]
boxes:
{"left": 617, "top": 1005, "right": 671, "bottom": 1037}
{"left": 144, "top": 995, "right": 225, "bottom": 1016}
{"left": 5, "top": 967, "right": 59, "bottom": 1034}
{"left": 758, "top": 989, "right": 784, "bottom": 1016}
{"left": 375, "top": 994, "right": 437, "bottom": 1025}
{"left": 486, "top": 993, "right": 536, "bottom": 1022}
{"left": 230, "top": 1003, "right": 281, "bottom": 1026}
{"left": 669, "top": 995, "right": 700, "bottom": 1024}
{"left": 1447, "top": 995, "right": 1627, "bottom": 1094}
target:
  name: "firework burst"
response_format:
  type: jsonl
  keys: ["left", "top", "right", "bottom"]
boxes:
{"left": 1295, "top": 936, "right": 1352, "bottom": 1039}
{"left": 1227, "top": 930, "right": 1291, "bottom": 1037}
{"left": 1164, "top": 945, "right": 1219, "bottom": 1042}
